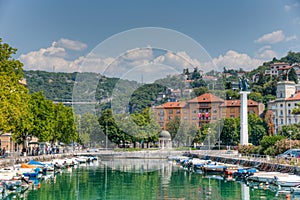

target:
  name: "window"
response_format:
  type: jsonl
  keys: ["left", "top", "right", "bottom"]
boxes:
{"left": 230, "top": 108, "right": 235, "bottom": 113}
{"left": 176, "top": 109, "right": 180, "bottom": 114}
{"left": 183, "top": 116, "right": 187, "bottom": 120}
{"left": 288, "top": 103, "right": 291, "bottom": 107}
{"left": 280, "top": 104, "right": 283, "bottom": 107}
{"left": 230, "top": 115, "right": 235, "bottom": 118}
{"left": 213, "top": 109, "right": 217, "bottom": 113}
{"left": 281, "top": 119, "right": 283, "bottom": 125}
{"left": 288, "top": 110, "right": 291, "bottom": 114}
{"left": 192, "top": 117, "right": 197, "bottom": 120}
{"left": 168, "top": 116, "right": 173, "bottom": 120}
{"left": 169, "top": 110, "right": 173, "bottom": 114}
{"left": 192, "top": 110, "right": 197, "bottom": 113}
{"left": 280, "top": 110, "right": 283, "bottom": 115}
{"left": 249, "top": 110, "right": 254, "bottom": 114}
{"left": 213, "top": 116, "right": 217, "bottom": 120}
{"left": 159, "top": 122, "right": 164, "bottom": 127}
{"left": 159, "top": 110, "right": 164, "bottom": 116}
{"left": 159, "top": 117, "right": 164, "bottom": 121}
{"left": 289, "top": 118, "right": 291, "bottom": 124}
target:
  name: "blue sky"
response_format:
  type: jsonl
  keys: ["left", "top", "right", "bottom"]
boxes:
{"left": 1, "top": 0, "right": 300, "bottom": 73}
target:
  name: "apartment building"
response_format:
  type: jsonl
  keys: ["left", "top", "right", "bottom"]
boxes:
{"left": 187, "top": 93, "right": 224, "bottom": 127}
{"left": 155, "top": 102, "right": 188, "bottom": 130}
{"left": 220, "top": 99, "right": 265, "bottom": 118}
{"left": 268, "top": 81, "right": 300, "bottom": 133}
{"left": 155, "top": 93, "right": 262, "bottom": 130}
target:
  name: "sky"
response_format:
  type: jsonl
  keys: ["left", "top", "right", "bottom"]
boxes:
{"left": 1, "top": 0, "right": 300, "bottom": 75}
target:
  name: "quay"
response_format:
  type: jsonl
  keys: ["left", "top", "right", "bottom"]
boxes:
{"left": 0, "top": 150, "right": 299, "bottom": 174}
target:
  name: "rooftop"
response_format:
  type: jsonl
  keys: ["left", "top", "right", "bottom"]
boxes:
{"left": 188, "top": 93, "right": 224, "bottom": 103}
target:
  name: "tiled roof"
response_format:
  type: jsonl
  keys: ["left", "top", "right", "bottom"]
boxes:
{"left": 286, "top": 92, "right": 300, "bottom": 101}
{"left": 155, "top": 102, "right": 187, "bottom": 108}
{"left": 278, "top": 66, "right": 292, "bottom": 70}
{"left": 188, "top": 93, "right": 224, "bottom": 103}
{"left": 220, "top": 99, "right": 259, "bottom": 107}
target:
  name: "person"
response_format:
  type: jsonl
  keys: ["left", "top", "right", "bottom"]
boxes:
{"left": 2, "top": 147, "right": 6, "bottom": 158}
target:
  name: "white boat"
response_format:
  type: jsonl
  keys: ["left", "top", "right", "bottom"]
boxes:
{"left": 274, "top": 174, "right": 300, "bottom": 187}
{"left": 291, "top": 184, "right": 300, "bottom": 194}
{"left": 247, "top": 172, "right": 284, "bottom": 183}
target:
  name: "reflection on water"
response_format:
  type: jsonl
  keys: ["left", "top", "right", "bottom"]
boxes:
{"left": 24, "top": 159, "right": 288, "bottom": 200}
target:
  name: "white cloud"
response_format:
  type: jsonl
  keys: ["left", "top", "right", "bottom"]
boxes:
{"left": 53, "top": 38, "right": 87, "bottom": 51}
{"left": 20, "top": 39, "right": 274, "bottom": 75}
{"left": 19, "top": 39, "right": 112, "bottom": 72}
{"left": 285, "top": 5, "right": 291, "bottom": 11}
{"left": 255, "top": 30, "right": 286, "bottom": 44}
{"left": 285, "top": 3, "right": 299, "bottom": 11}
{"left": 286, "top": 34, "right": 297, "bottom": 41}
{"left": 255, "top": 45, "right": 278, "bottom": 60}
{"left": 255, "top": 30, "right": 297, "bottom": 44}
{"left": 211, "top": 50, "right": 264, "bottom": 71}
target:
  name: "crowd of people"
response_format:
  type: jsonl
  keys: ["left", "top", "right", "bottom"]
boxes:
{"left": 21, "top": 145, "right": 61, "bottom": 156}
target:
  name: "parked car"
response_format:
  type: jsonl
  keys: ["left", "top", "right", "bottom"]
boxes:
{"left": 277, "top": 149, "right": 300, "bottom": 159}
{"left": 87, "top": 148, "right": 99, "bottom": 152}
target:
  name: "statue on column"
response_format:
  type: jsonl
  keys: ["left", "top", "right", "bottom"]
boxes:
{"left": 239, "top": 76, "right": 250, "bottom": 91}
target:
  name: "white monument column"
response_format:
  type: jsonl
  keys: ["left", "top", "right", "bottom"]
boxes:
{"left": 240, "top": 91, "right": 250, "bottom": 145}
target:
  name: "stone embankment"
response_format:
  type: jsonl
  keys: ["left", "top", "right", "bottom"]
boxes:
{"left": 0, "top": 153, "right": 75, "bottom": 167}
{"left": 1, "top": 149, "right": 300, "bottom": 175}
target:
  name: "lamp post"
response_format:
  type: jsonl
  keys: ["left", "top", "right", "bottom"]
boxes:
{"left": 288, "top": 130, "right": 292, "bottom": 150}
{"left": 208, "top": 128, "right": 211, "bottom": 150}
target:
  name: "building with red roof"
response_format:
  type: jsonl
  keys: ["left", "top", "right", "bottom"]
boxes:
{"left": 154, "top": 93, "right": 263, "bottom": 130}
{"left": 268, "top": 81, "right": 300, "bottom": 134}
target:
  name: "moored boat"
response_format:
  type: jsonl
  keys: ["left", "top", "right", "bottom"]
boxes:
{"left": 274, "top": 174, "right": 300, "bottom": 187}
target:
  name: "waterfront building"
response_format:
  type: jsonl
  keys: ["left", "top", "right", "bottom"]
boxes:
{"left": 154, "top": 93, "right": 262, "bottom": 130}
{"left": 268, "top": 81, "right": 300, "bottom": 134}
{"left": 187, "top": 93, "right": 224, "bottom": 127}
{"left": 220, "top": 99, "right": 265, "bottom": 118}
{"left": 154, "top": 101, "right": 188, "bottom": 130}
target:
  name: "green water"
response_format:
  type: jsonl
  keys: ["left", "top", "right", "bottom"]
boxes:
{"left": 24, "top": 159, "right": 289, "bottom": 200}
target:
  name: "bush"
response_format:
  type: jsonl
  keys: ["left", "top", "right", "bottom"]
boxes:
{"left": 273, "top": 139, "right": 300, "bottom": 155}
{"left": 238, "top": 145, "right": 261, "bottom": 155}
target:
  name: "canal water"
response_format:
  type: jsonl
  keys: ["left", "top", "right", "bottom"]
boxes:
{"left": 24, "top": 159, "right": 292, "bottom": 200}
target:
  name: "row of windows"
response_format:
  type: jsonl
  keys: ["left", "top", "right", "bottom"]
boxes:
{"left": 275, "top": 118, "right": 298, "bottom": 125}
{"left": 276, "top": 110, "right": 293, "bottom": 116}
{"left": 279, "top": 103, "right": 298, "bottom": 107}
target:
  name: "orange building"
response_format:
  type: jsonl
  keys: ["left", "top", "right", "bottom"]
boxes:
{"left": 154, "top": 93, "right": 264, "bottom": 130}
{"left": 187, "top": 93, "right": 224, "bottom": 127}
{"left": 220, "top": 99, "right": 265, "bottom": 118}
{"left": 155, "top": 102, "right": 188, "bottom": 130}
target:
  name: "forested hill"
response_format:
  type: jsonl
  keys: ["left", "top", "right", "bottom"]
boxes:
{"left": 24, "top": 70, "right": 167, "bottom": 113}
{"left": 24, "top": 70, "right": 132, "bottom": 102}
{"left": 24, "top": 70, "right": 77, "bottom": 101}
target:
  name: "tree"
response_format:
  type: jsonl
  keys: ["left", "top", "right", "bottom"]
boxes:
{"left": 166, "top": 116, "right": 181, "bottom": 140}
{"left": 98, "top": 109, "right": 131, "bottom": 147}
{"left": 28, "top": 92, "right": 55, "bottom": 142}
{"left": 278, "top": 124, "right": 299, "bottom": 140}
{"left": 51, "top": 103, "right": 78, "bottom": 144}
{"left": 0, "top": 38, "right": 30, "bottom": 134}
{"left": 79, "top": 113, "right": 103, "bottom": 147}
{"left": 220, "top": 118, "right": 239, "bottom": 146}
{"left": 193, "top": 87, "right": 208, "bottom": 97}
{"left": 248, "top": 92, "right": 263, "bottom": 103}
{"left": 248, "top": 114, "right": 267, "bottom": 145}
{"left": 288, "top": 68, "right": 298, "bottom": 84}
{"left": 174, "top": 122, "right": 189, "bottom": 147}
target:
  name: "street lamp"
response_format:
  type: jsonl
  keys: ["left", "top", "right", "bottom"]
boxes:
{"left": 288, "top": 130, "right": 292, "bottom": 150}
{"left": 208, "top": 128, "right": 211, "bottom": 150}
